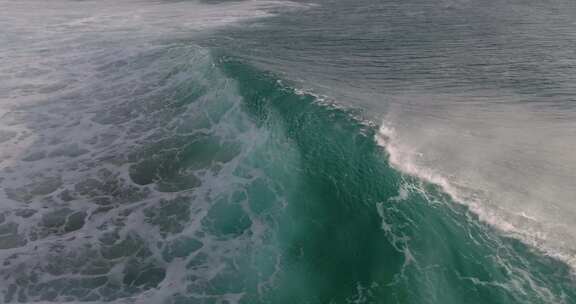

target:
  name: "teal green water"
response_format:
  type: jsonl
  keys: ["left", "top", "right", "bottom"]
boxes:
{"left": 198, "top": 58, "right": 576, "bottom": 303}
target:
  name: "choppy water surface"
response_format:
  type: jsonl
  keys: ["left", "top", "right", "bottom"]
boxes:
{"left": 1, "top": 0, "right": 575, "bottom": 303}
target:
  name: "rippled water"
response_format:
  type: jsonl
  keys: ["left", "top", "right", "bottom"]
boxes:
{"left": 1, "top": 0, "right": 575, "bottom": 303}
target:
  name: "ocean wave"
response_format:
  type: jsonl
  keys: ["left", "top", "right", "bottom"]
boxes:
{"left": 1, "top": 0, "right": 575, "bottom": 301}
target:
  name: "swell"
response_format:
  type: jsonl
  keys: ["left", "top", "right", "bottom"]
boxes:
{"left": 217, "top": 56, "right": 576, "bottom": 303}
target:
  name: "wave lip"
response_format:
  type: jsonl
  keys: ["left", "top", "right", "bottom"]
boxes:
{"left": 376, "top": 122, "right": 576, "bottom": 272}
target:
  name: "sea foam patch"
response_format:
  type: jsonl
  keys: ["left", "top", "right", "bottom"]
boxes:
{"left": 0, "top": 0, "right": 301, "bottom": 302}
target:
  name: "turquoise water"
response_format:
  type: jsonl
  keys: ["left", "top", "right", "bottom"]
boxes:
{"left": 216, "top": 59, "right": 576, "bottom": 303}
{"left": 0, "top": 0, "right": 575, "bottom": 303}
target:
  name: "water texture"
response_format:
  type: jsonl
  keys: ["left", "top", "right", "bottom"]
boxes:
{"left": 0, "top": 0, "right": 575, "bottom": 303}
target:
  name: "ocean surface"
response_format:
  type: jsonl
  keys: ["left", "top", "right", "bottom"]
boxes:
{"left": 1, "top": 0, "right": 575, "bottom": 303}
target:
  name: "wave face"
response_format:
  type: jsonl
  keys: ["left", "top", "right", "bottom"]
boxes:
{"left": 1, "top": 0, "right": 576, "bottom": 303}
{"left": 213, "top": 0, "right": 576, "bottom": 292}
{"left": 217, "top": 60, "right": 576, "bottom": 304}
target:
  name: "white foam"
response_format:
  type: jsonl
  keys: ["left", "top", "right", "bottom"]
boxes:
{"left": 0, "top": 0, "right": 303, "bottom": 302}
{"left": 375, "top": 121, "right": 576, "bottom": 272}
